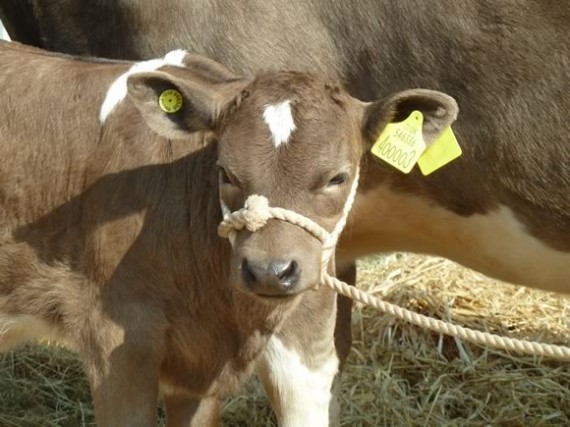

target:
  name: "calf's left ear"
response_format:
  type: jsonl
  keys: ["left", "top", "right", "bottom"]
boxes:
{"left": 362, "top": 89, "right": 459, "bottom": 146}
{"left": 126, "top": 71, "right": 247, "bottom": 139}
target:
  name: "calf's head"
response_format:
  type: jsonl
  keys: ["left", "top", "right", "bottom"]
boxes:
{"left": 124, "top": 54, "right": 458, "bottom": 299}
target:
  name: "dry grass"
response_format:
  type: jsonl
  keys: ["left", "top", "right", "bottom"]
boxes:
{"left": 1, "top": 253, "right": 569, "bottom": 426}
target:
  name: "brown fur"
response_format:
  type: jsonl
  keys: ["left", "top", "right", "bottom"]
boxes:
{"left": 2, "top": 1, "right": 568, "bottom": 423}
{"left": 0, "top": 41, "right": 457, "bottom": 425}
{"left": 1, "top": 0, "right": 567, "bottom": 254}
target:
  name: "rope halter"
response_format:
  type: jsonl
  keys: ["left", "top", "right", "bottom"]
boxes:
{"left": 217, "top": 165, "right": 570, "bottom": 360}
{"left": 218, "top": 167, "right": 361, "bottom": 281}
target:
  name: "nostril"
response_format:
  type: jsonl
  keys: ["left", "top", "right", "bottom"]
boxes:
{"left": 273, "top": 260, "right": 300, "bottom": 286}
{"left": 241, "top": 258, "right": 257, "bottom": 287}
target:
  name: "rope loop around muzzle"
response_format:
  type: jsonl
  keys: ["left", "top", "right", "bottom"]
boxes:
{"left": 218, "top": 167, "right": 361, "bottom": 273}
{"left": 217, "top": 167, "right": 570, "bottom": 361}
{"left": 217, "top": 194, "right": 330, "bottom": 245}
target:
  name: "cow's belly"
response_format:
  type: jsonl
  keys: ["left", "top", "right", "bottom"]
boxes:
{"left": 339, "top": 186, "right": 570, "bottom": 294}
{"left": 0, "top": 313, "right": 70, "bottom": 352}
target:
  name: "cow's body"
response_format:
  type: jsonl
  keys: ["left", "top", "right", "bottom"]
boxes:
{"left": 1, "top": 1, "right": 569, "bottom": 425}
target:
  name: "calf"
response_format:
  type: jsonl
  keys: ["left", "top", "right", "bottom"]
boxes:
{"left": 0, "top": 41, "right": 457, "bottom": 426}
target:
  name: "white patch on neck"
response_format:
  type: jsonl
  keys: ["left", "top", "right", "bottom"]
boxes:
{"left": 262, "top": 100, "right": 296, "bottom": 147}
{"left": 99, "top": 49, "right": 187, "bottom": 123}
{"left": 258, "top": 336, "right": 338, "bottom": 427}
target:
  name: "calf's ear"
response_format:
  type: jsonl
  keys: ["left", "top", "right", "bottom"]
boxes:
{"left": 126, "top": 70, "right": 247, "bottom": 139}
{"left": 362, "top": 89, "right": 458, "bottom": 146}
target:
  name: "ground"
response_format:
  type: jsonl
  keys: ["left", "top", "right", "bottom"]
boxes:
{"left": 1, "top": 254, "right": 569, "bottom": 426}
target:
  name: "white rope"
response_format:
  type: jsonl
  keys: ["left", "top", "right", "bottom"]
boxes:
{"left": 217, "top": 171, "right": 570, "bottom": 361}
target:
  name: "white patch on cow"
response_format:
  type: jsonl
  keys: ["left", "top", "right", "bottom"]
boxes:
{"left": 99, "top": 49, "right": 187, "bottom": 123}
{"left": 345, "top": 186, "right": 570, "bottom": 293}
{"left": 262, "top": 101, "right": 296, "bottom": 147}
{"left": 0, "top": 313, "right": 70, "bottom": 352}
{"left": 0, "top": 21, "right": 10, "bottom": 41}
{"left": 258, "top": 336, "right": 338, "bottom": 427}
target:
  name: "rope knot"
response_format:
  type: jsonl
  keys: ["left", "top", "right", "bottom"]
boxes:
{"left": 241, "top": 195, "right": 271, "bottom": 232}
{"left": 217, "top": 195, "right": 272, "bottom": 239}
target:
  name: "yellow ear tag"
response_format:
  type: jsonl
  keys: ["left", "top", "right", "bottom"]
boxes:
{"left": 417, "top": 126, "right": 462, "bottom": 175}
{"left": 158, "top": 89, "right": 183, "bottom": 113}
{"left": 370, "top": 110, "right": 426, "bottom": 173}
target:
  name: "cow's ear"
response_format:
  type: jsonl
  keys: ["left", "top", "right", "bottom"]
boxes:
{"left": 126, "top": 71, "right": 247, "bottom": 139}
{"left": 362, "top": 89, "right": 458, "bottom": 147}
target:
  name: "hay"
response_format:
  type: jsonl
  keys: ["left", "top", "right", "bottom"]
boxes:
{"left": 1, "top": 253, "right": 569, "bottom": 426}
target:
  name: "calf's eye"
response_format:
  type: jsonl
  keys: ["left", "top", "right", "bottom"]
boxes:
{"left": 219, "top": 167, "right": 232, "bottom": 185}
{"left": 327, "top": 172, "right": 349, "bottom": 187}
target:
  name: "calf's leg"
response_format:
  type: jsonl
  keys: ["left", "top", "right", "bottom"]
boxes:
{"left": 81, "top": 305, "right": 165, "bottom": 427}
{"left": 164, "top": 395, "right": 221, "bottom": 427}
{"left": 330, "top": 262, "right": 356, "bottom": 422}
{"left": 334, "top": 263, "right": 356, "bottom": 368}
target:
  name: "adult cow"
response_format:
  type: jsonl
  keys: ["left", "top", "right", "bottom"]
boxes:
{"left": 0, "top": 41, "right": 460, "bottom": 426}
{"left": 1, "top": 0, "right": 569, "bottom": 424}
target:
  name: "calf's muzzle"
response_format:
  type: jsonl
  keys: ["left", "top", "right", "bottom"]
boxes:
{"left": 241, "top": 258, "right": 300, "bottom": 296}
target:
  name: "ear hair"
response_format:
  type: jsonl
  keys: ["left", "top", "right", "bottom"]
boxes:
{"left": 126, "top": 71, "right": 248, "bottom": 139}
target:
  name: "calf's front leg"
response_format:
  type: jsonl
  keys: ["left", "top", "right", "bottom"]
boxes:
{"left": 81, "top": 307, "right": 165, "bottom": 427}
{"left": 164, "top": 394, "right": 221, "bottom": 427}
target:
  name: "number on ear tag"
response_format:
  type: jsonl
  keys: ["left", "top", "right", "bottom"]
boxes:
{"left": 370, "top": 110, "right": 427, "bottom": 173}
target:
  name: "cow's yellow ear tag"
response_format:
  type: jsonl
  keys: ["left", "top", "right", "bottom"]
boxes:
{"left": 158, "top": 89, "right": 183, "bottom": 113}
{"left": 417, "top": 126, "right": 462, "bottom": 175}
{"left": 370, "top": 110, "right": 426, "bottom": 173}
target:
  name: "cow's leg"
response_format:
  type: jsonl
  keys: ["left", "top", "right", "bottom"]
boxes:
{"left": 81, "top": 307, "right": 164, "bottom": 427}
{"left": 257, "top": 286, "right": 340, "bottom": 427}
{"left": 164, "top": 395, "right": 221, "bottom": 427}
{"left": 334, "top": 262, "right": 356, "bottom": 367}
{"left": 330, "top": 262, "right": 356, "bottom": 421}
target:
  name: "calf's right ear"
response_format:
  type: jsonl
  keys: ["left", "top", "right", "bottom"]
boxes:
{"left": 126, "top": 71, "right": 247, "bottom": 139}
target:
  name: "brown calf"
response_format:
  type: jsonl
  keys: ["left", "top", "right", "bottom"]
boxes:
{"left": 0, "top": 41, "right": 458, "bottom": 426}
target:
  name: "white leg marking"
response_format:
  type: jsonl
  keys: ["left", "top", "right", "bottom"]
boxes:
{"left": 261, "top": 336, "right": 338, "bottom": 427}
{"left": 99, "top": 49, "right": 188, "bottom": 123}
{"left": 0, "top": 314, "right": 69, "bottom": 352}
{"left": 262, "top": 100, "right": 296, "bottom": 147}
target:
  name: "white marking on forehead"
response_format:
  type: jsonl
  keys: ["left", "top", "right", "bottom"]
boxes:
{"left": 262, "top": 100, "right": 296, "bottom": 147}
{"left": 99, "top": 49, "right": 187, "bottom": 123}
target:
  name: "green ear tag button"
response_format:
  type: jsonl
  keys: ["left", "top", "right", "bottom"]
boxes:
{"left": 370, "top": 110, "right": 427, "bottom": 173}
{"left": 158, "top": 89, "right": 183, "bottom": 113}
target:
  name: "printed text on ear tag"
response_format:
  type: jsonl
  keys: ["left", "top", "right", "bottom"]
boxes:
{"left": 158, "top": 89, "right": 183, "bottom": 113}
{"left": 417, "top": 126, "right": 462, "bottom": 175}
{"left": 370, "top": 110, "right": 427, "bottom": 173}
